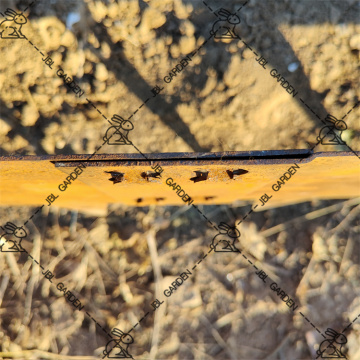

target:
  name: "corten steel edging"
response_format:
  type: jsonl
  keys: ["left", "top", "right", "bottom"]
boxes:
{"left": 0, "top": 149, "right": 312, "bottom": 162}
{"left": 0, "top": 150, "right": 359, "bottom": 211}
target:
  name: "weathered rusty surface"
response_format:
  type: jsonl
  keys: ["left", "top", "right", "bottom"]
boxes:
{"left": 0, "top": 150, "right": 359, "bottom": 211}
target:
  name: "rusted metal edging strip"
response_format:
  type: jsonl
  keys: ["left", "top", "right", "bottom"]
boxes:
{"left": 49, "top": 150, "right": 354, "bottom": 167}
{"left": 0, "top": 150, "right": 359, "bottom": 210}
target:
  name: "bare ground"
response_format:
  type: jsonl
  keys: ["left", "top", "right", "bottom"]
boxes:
{"left": 0, "top": 0, "right": 359, "bottom": 359}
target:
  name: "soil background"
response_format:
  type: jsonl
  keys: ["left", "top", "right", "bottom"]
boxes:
{"left": 0, "top": 0, "right": 359, "bottom": 359}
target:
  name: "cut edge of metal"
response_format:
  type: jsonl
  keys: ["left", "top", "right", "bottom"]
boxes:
{"left": 53, "top": 150, "right": 359, "bottom": 167}
{"left": 1, "top": 150, "right": 359, "bottom": 167}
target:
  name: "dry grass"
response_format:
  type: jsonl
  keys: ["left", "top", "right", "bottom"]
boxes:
{"left": 0, "top": 200, "right": 359, "bottom": 359}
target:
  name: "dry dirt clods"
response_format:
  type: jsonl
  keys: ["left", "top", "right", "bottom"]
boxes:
{"left": 255, "top": 55, "right": 268, "bottom": 69}
{"left": 23, "top": 38, "right": 86, "bottom": 98}
{"left": 42, "top": 54, "right": 54, "bottom": 68}
{"left": 255, "top": 53, "right": 298, "bottom": 97}
{"left": 163, "top": 55, "right": 193, "bottom": 84}
{"left": 270, "top": 68, "right": 299, "bottom": 97}
{"left": 57, "top": 67, "right": 85, "bottom": 98}
{"left": 2, "top": 0, "right": 359, "bottom": 357}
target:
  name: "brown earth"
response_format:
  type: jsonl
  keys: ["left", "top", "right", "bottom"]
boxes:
{"left": 0, "top": 0, "right": 359, "bottom": 359}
